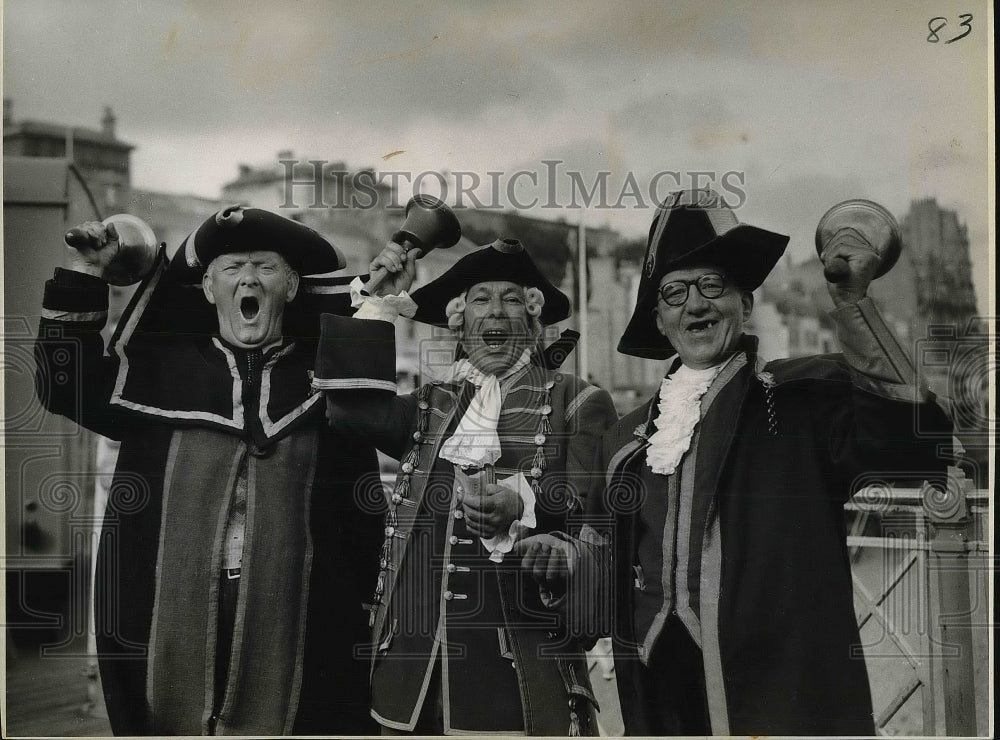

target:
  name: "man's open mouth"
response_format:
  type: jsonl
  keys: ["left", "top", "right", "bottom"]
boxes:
{"left": 240, "top": 296, "right": 260, "bottom": 321}
{"left": 482, "top": 329, "right": 509, "bottom": 348}
{"left": 686, "top": 319, "right": 718, "bottom": 334}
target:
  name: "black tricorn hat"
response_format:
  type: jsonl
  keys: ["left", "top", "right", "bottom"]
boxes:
{"left": 618, "top": 189, "right": 789, "bottom": 360}
{"left": 410, "top": 238, "right": 571, "bottom": 327}
{"left": 171, "top": 205, "right": 345, "bottom": 278}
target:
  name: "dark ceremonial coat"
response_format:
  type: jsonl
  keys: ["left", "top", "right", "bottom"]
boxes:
{"left": 35, "top": 259, "right": 383, "bottom": 736}
{"left": 574, "top": 319, "right": 951, "bottom": 736}
{"left": 321, "top": 316, "right": 618, "bottom": 735}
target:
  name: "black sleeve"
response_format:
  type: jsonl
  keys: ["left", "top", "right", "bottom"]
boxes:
{"left": 825, "top": 298, "right": 954, "bottom": 496}
{"left": 34, "top": 268, "right": 125, "bottom": 439}
{"left": 315, "top": 312, "right": 419, "bottom": 459}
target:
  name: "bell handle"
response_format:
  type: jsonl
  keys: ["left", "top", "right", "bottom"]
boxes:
{"left": 365, "top": 238, "right": 424, "bottom": 296}
{"left": 64, "top": 222, "right": 119, "bottom": 250}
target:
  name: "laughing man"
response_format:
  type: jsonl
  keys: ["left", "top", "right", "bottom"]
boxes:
{"left": 315, "top": 238, "right": 618, "bottom": 735}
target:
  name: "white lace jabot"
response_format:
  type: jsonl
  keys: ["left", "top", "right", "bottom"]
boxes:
{"left": 646, "top": 362, "right": 725, "bottom": 475}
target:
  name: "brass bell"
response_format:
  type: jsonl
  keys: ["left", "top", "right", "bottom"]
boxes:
{"left": 815, "top": 199, "right": 902, "bottom": 283}
{"left": 65, "top": 213, "right": 160, "bottom": 286}
{"left": 391, "top": 194, "right": 462, "bottom": 257}
{"left": 367, "top": 195, "right": 462, "bottom": 293}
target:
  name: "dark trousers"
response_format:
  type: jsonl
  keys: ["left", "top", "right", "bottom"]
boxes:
{"left": 210, "top": 571, "right": 240, "bottom": 733}
{"left": 635, "top": 615, "right": 711, "bottom": 736}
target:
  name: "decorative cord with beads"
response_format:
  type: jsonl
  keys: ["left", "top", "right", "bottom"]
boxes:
{"left": 530, "top": 380, "right": 556, "bottom": 505}
{"left": 368, "top": 385, "right": 431, "bottom": 626}
{"left": 757, "top": 370, "right": 778, "bottom": 436}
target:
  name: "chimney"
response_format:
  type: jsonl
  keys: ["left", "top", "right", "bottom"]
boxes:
{"left": 101, "top": 105, "right": 116, "bottom": 138}
{"left": 3, "top": 97, "right": 12, "bottom": 128}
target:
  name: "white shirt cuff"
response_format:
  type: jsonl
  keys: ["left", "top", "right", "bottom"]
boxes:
{"left": 349, "top": 276, "right": 417, "bottom": 322}
{"left": 482, "top": 472, "right": 537, "bottom": 563}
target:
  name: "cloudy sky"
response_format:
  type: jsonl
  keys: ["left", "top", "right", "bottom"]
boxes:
{"left": 3, "top": 0, "right": 992, "bottom": 312}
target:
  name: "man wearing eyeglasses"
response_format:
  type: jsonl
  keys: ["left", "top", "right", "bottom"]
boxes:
{"left": 517, "top": 189, "right": 951, "bottom": 736}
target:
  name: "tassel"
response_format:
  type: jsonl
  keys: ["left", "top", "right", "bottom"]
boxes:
{"left": 395, "top": 476, "right": 410, "bottom": 500}
{"left": 531, "top": 480, "right": 543, "bottom": 500}
{"left": 531, "top": 447, "right": 547, "bottom": 473}
{"left": 369, "top": 571, "right": 386, "bottom": 623}
{"left": 539, "top": 415, "right": 552, "bottom": 436}
{"left": 568, "top": 698, "right": 582, "bottom": 737}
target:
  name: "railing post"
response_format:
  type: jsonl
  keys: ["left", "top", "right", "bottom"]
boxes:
{"left": 922, "top": 471, "right": 977, "bottom": 736}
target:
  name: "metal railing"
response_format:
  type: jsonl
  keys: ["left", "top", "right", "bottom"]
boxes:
{"left": 846, "top": 467, "right": 990, "bottom": 736}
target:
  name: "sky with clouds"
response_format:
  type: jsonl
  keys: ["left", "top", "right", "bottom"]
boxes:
{"left": 3, "top": 0, "right": 993, "bottom": 312}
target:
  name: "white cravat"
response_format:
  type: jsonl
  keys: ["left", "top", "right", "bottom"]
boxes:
{"left": 438, "top": 349, "right": 532, "bottom": 468}
{"left": 438, "top": 349, "right": 535, "bottom": 563}
{"left": 646, "top": 362, "right": 725, "bottom": 475}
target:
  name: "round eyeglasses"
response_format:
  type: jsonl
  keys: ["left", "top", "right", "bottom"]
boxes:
{"left": 657, "top": 273, "right": 728, "bottom": 306}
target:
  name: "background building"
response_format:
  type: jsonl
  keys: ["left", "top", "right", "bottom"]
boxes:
{"left": 3, "top": 97, "right": 990, "bottom": 739}
{"left": 4, "top": 99, "right": 133, "bottom": 215}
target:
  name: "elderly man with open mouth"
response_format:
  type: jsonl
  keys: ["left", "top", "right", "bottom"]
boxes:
{"left": 315, "top": 237, "right": 618, "bottom": 735}
{"left": 35, "top": 207, "right": 384, "bottom": 736}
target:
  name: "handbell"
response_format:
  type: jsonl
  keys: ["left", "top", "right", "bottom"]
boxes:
{"left": 65, "top": 214, "right": 160, "bottom": 286}
{"left": 391, "top": 194, "right": 462, "bottom": 257}
{"left": 367, "top": 195, "right": 462, "bottom": 293}
{"left": 815, "top": 199, "right": 901, "bottom": 283}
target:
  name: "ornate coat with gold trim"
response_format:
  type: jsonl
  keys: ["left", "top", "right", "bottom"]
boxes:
{"left": 323, "top": 327, "right": 618, "bottom": 735}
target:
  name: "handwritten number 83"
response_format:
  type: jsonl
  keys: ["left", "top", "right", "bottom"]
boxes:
{"left": 928, "top": 14, "right": 973, "bottom": 43}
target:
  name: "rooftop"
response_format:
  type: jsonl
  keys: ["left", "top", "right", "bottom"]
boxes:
{"left": 3, "top": 119, "right": 135, "bottom": 150}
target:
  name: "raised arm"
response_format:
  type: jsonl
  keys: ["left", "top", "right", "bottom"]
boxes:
{"left": 820, "top": 227, "right": 952, "bottom": 491}
{"left": 317, "top": 242, "right": 422, "bottom": 458}
{"left": 35, "top": 222, "right": 127, "bottom": 438}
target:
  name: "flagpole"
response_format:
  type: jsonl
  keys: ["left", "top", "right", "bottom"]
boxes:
{"left": 577, "top": 210, "right": 589, "bottom": 380}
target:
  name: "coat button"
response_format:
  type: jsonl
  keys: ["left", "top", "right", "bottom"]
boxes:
{"left": 391, "top": 493, "right": 403, "bottom": 505}
{"left": 453, "top": 510, "right": 464, "bottom": 520}
{"left": 531, "top": 467, "right": 543, "bottom": 478}
{"left": 401, "top": 462, "right": 414, "bottom": 474}
{"left": 443, "top": 590, "right": 454, "bottom": 600}
{"left": 385, "top": 526, "right": 395, "bottom": 536}
{"left": 540, "top": 404, "right": 552, "bottom": 415}
{"left": 446, "top": 563, "right": 456, "bottom": 573}
{"left": 418, "top": 400, "right": 429, "bottom": 410}
{"left": 449, "top": 535, "right": 459, "bottom": 545}
{"left": 534, "top": 434, "right": 546, "bottom": 445}
{"left": 412, "top": 431, "right": 423, "bottom": 442}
